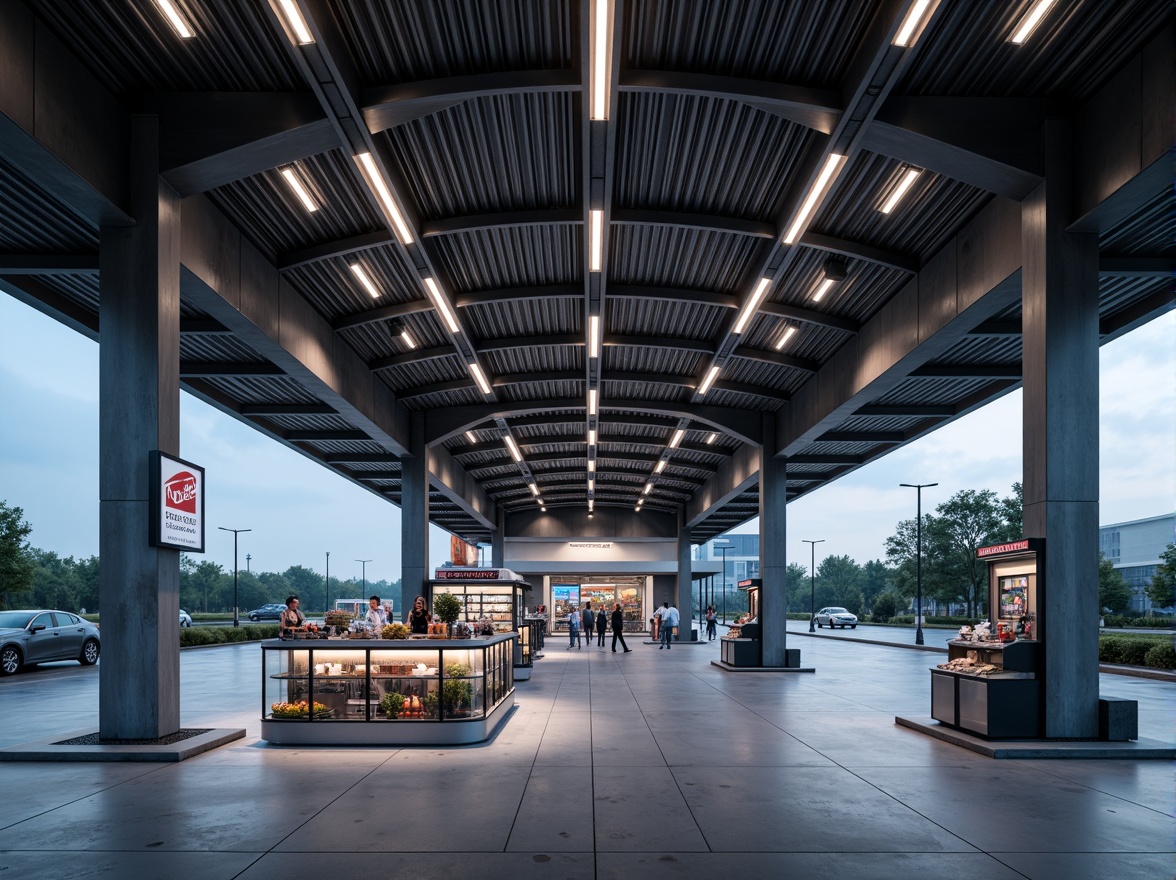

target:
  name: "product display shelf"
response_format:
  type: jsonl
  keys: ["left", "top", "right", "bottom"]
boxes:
{"left": 261, "top": 634, "right": 515, "bottom": 745}
{"left": 931, "top": 638, "right": 1042, "bottom": 738}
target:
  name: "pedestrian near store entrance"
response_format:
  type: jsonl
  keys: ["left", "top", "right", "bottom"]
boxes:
{"left": 660, "top": 601, "right": 679, "bottom": 649}
{"left": 567, "top": 607, "right": 581, "bottom": 649}
{"left": 610, "top": 603, "right": 631, "bottom": 653}
{"left": 705, "top": 605, "right": 717, "bottom": 641}
{"left": 581, "top": 603, "right": 595, "bottom": 646}
{"left": 595, "top": 606, "right": 608, "bottom": 647}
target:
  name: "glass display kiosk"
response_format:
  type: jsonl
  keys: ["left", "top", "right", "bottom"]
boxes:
{"left": 261, "top": 634, "right": 515, "bottom": 745}
{"left": 930, "top": 539, "right": 1044, "bottom": 738}
{"left": 427, "top": 571, "right": 533, "bottom": 678}
{"left": 720, "top": 581, "right": 762, "bottom": 667}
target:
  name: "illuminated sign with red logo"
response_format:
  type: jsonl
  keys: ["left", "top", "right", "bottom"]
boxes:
{"left": 150, "top": 452, "right": 205, "bottom": 552}
{"left": 977, "top": 539, "right": 1030, "bottom": 558}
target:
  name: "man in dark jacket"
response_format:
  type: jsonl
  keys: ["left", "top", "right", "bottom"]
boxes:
{"left": 610, "top": 603, "right": 631, "bottom": 653}
{"left": 595, "top": 606, "right": 608, "bottom": 647}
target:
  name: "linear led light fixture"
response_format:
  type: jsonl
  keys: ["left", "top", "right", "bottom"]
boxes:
{"left": 774, "top": 324, "right": 799, "bottom": 350}
{"left": 529, "top": 482, "right": 540, "bottom": 496}
{"left": 1009, "top": 0, "right": 1058, "bottom": 44}
{"left": 643, "top": 482, "right": 653, "bottom": 495}
{"left": 590, "top": 0, "right": 612, "bottom": 120}
{"left": 783, "top": 153, "right": 847, "bottom": 244}
{"left": 155, "top": 0, "right": 194, "bottom": 38}
{"left": 589, "top": 498, "right": 595, "bottom": 512}
{"left": 464, "top": 431, "right": 477, "bottom": 445}
{"left": 588, "top": 429, "right": 597, "bottom": 447}
{"left": 880, "top": 166, "right": 921, "bottom": 214}
{"left": 588, "top": 478, "right": 595, "bottom": 492}
{"left": 588, "top": 459, "right": 596, "bottom": 473}
{"left": 812, "top": 258, "right": 847, "bottom": 303}
{"left": 668, "top": 428, "right": 685, "bottom": 449}
{"left": 654, "top": 460, "right": 667, "bottom": 474}
{"left": 422, "top": 277, "right": 460, "bottom": 333}
{"left": 389, "top": 320, "right": 416, "bottom": 350}
{"left": 588, "top": 388, "right": 598, "bottom": 416}
{"left": 706, "top": 432, "right": 717, "bottom": 444}
{"left": 276, "top": 0, "right": 315, "bottom": 44}
{"left": 698, "top": 364, "right": 721, "bottom": 397}
{"left": 892, "top": 0, "right": 933, "bottom": 47}
{"left": 504, "top": 435, "right": 523, "bottom": 463}
{"left": 540, "top": 504, "right": 547, "bottom": 512}
{"left": 279, "top": 166, "right": 318, "bottom": 212}
{"left": 589, "top": 210, "right": 604, "bottom": 272}
{"left": 588, "top": 315, "right": 601, "bottom": 358}
{"left": 354, "top": 152, "right": 414, "bottom": 245}
{"left": 733, "top": 277, "right": 772, "bottom": 335}
{"left": 468, "top": 362, "right": 491, "bottom": 396}
{"left": 348, "top": 261, "right": 380, "bottom": 299}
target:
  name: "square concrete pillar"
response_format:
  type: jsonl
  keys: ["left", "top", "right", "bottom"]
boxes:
{"left": 400, "top": 412, "right": 429, "bottom": 621}
{"left": 677, "top": 515, "right": 693, "bottom": 639}
{"left": 760, "top": 418, "right": 789, "bottom": 666}
{"left": 1022, "top": 119, "right": 1101, "bottom": 739}
{"left": 98, "top": 115, "right": 181, "bottom": 740}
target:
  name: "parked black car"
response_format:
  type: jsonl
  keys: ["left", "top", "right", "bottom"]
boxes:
{"left": 247, "top": 604, "right": 287, "bottom": 621}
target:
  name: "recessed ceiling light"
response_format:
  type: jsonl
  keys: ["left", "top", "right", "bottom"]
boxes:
{"left": 783, "top": 153, "right": 847, "bottom": 245}
{"left": 588, "top": 429, "right": 597, "bottom": 447}
{"left": 590, "top": 0, "right": 612, "bottom": 120}
{"left": 468, "top": 362, "right": 491, "bottom": 395}
{"left": 279, "top": 167, "right": 318, "bottom": 212}
{"left": 588, "top": 388, "right": 598, "bottom": 416}
{"left": 348, "top": 262, "right": 380, "bottom": 299}
{"left": 879, "top": 166, "right": 921, "bottom": 214}
{"left": 354, "top": 152, "right": 413, "bottom": 245}
{"left": 276, "top": 0, "right": 315, "bottom": 45}
{"left": 155, "top": 0, "right": 194, "bottom": 38}
{"left": 588, "top": 314, "right": 601, "bottom": 358}
{"left": 892, "top": 0, "right": 933, "bottom": 48}
{"left": 423, "top": 277, "right": 460, "bottom": 333}
{"left": 1010, "top": 0, "right": 1058, "bottom": 44}
{"left": 698, "top": 365, "right": 721, "bottom": 397}
{"left": 774, "top": 325, "right": 799, "bottom": 350}
{"left": 589, "top": 210, "right": 604, "bottom": 272}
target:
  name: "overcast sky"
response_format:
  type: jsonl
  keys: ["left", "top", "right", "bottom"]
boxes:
{"left": 1, "top": 292, "right": 1173, "bottom": 582}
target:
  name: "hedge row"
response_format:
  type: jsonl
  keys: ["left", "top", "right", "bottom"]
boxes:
{"left": 1101, "top": 615, "right": 1174, "bottom": 629}
{"left": 1099, "top": 636, "right": 1176, "bottom": 669}
{"left": 179, "top": 624, "right": 279, "bottom": 647}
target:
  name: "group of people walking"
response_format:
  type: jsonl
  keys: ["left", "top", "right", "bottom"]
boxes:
{"left": 566, "top": 602, "right": 632, "bottom": 653}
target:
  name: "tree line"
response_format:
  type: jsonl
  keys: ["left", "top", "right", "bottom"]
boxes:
{"left": 0, "top": 500, "right": 397, "bottom": 614}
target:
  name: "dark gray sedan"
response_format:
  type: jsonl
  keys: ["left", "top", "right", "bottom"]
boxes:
{"left": 0, "top": 610, "right": 101, "bottom": 675}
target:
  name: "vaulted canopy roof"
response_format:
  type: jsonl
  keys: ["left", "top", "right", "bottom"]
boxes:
{"left": 1, "top": 0, "right": 1171, "bottom": 544}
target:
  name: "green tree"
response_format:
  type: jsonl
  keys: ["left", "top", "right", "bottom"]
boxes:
{"left": 860, "top": 559, "right": 892, "bottom": 611}
{"left": 884, "top": 515, "right": 928, "bottom": 607}
{"left": 872, "top": 591, "right": 899, "bottom": 622}
{"left": 924, "top": 489, "right": 1004, "bottom": 617}
{"left": 814, "top": 555, "right": 864, "bottom": 615}
{"left": 996, "top": 482, "right": 1023, "bottom": 540}
{"left": 0, "top": 501, "right": 35, "bottom": 609}
{"left": 786, "top": 562, "right": 811, "bottom": 613}
{"left": 180, "top": 556, "right": 227, "bottom": 613}
{"left": 73, "top": 555, "right": 100, "bottom": 613}
{"left": 1146, "top": 543, "right": 1176, "bottom": 610}
{"left": 1098, "top": 554, "right": 1133, "bottom": 615}
{"left": 28, "top": 549, "right": 82, "bottom": 611}
{"left": 284, "top": 565, "right": 327, "bottom": 612}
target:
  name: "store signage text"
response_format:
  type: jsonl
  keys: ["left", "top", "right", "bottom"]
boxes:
{"left": 150, "top": 451, "right": 205, "bottom": 552}
{"left": 569, "top": 542, "right": 613, "bottom": 550}
{"left": 977, "top": 539, "right": 1030, "bottom": 558}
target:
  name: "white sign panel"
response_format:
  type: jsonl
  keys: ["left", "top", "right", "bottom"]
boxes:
{"left": 150, "top": 451, "right": 205, "bottom": 552}
{"left": 568, "top": 542, "right": 613, "bottom": 550}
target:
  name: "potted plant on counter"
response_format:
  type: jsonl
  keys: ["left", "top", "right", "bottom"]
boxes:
{"left": 323, "top": 609, "right": 353, "bottom": 635}
{"left": 432, "top": 592, "right": 463, "bottom": 637}
{"left": 380, "top": 691, "right": 406, "bottom": 718}
{"left": 381, "top": 622, "right": 409, "bottom": 640}
{"left": 442, "top": 661, "right": 474, "bottom": 717}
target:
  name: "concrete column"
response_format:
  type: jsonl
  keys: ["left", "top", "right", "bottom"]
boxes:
{"left": 98, "top": 115, "right": 181, "bottom": 739}
{"left": 400, "top": 412, "right": 429, "bottom": 622}
{"left": 676, "top": 512, "right": 692, "bottom": 640}
{"left": 491, "top": 508, "right": 505, "bottom": 568}
{"left": 1022, "top": 119, "right": 1100, "bottom": 739}
{"left": 760, "top": 416, "right": 788, "bottom": 666}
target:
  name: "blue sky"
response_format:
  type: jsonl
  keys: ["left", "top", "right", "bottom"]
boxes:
{"left": 1, "top": 292, "right": 1172, "bottom": 580}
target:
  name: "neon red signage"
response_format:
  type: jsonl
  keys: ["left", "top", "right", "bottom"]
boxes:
{"left": 977, "top": 539, "right": 1030, "bottom": 558}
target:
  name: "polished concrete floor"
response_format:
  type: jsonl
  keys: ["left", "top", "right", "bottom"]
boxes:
{"left": 0, "top": 634, "right": 1172, "bottom": 879}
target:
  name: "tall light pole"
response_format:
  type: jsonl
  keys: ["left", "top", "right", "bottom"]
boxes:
{"left": 900, "top": 482, "right": 938, "bottom": 646}
{"left": 218, "top": 527, "right": 251, "bottom": 628}
{"left": 803, "top": 539, "right": 825, "bottom": 632}
{"left": 245, "top": 553, "right": 251, "bottom": 572}
{"left": 713, "top": 539, "right": 730, "bottom": 623}
{"left": 325, "top": 551, "right": 330, "bottom": 613}
{"left": 356, "top": 559, "right": 372, "bottom": 595}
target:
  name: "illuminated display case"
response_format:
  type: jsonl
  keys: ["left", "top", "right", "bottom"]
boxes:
{"left": 260, "top": 634, "right": 515, "bottom": 745}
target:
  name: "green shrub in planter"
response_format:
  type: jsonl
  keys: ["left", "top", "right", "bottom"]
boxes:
{"left": 1119, "top": 639, "right": 1153, "bottom": 666}
{"left": 381, "top": 692, "right": 406, "bottom": 718}
{"left": 1098, "top": 638, "right": 1124, "bottom": 664}
{"left": 432, "top": 592, "right": 463, "bottom": 625}
{"left": 1144, "top": 641, "right": 1176, "bottom": 669}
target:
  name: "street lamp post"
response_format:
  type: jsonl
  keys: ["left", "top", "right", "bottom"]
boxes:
{"left": 245, "top": 553, "right": 251, "bottom": 573}
{"left": 325, "top": 551, "right": 330, "bottom": 613}
{"left": 218, "top": 527, "right": 251, "bottom": 628}
{"left": 900, "top": 482, "right": 938, "bottom": 646}
{"left": 356, "top": 559, "right": 372, "bottom": 595}
{"left": 802, "top": 539, "right": 825, "bottom": 632}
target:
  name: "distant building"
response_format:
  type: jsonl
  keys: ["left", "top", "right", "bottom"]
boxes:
{"left": 1099, "top": 512, "right": 1175, "bottom": 613}
{"left": 698, "top": 534, "right": 760, "bottom": 585}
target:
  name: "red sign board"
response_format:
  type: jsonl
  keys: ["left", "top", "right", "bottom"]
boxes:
{"left": 434, "top": 568, "right": 507, "bottom": 580}
{"left": 977, "top": 539, "right": 1030, "bottom": 558}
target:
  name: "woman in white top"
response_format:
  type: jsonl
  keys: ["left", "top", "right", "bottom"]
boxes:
{"left": 364, "top": 595, "right": 388, "bottom": 630}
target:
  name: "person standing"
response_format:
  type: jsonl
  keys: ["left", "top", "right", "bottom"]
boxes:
{"left": 610, "top": 602, "right": 631, "bottom": 653}
{"left": 660, "top": 601, "right": 680, "bottom": 649}
{"left": 408, "top": 596, "right": 431, "bottom": 634}
{"left": 595, "top": 606, "right": 608, "bottom": 647}
{"left": 280, "top": 595, "right": 305, "bottom": 634}
{"left": 365, "top": 595, "right": 388, "bottom": 630}
{"left": 567, "top": 606, "right": 581, "bottom": 649}
{"left": 705, "top": 605, "right": 717, "bottom": 641}
{"left": 581, "top": 602, "right": 595, "bottom": 648}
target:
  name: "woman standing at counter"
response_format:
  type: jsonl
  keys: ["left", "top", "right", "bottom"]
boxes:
{"left": 280, "top": 595, "right": 305, "bottom": 633}
{"left": 408, "top": 596, "right": 431, "bottom": 634}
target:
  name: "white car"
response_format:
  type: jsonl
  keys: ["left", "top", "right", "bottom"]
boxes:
{"left": 815, "top": 607, "right": 858, "bottom": 629}
{"left": 179, "top": 609, "right": 192, "bottom": 628}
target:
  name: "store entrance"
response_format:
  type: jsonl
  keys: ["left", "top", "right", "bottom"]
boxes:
{"left": 550, "top": 575, "right": 647, "bottom": 633}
